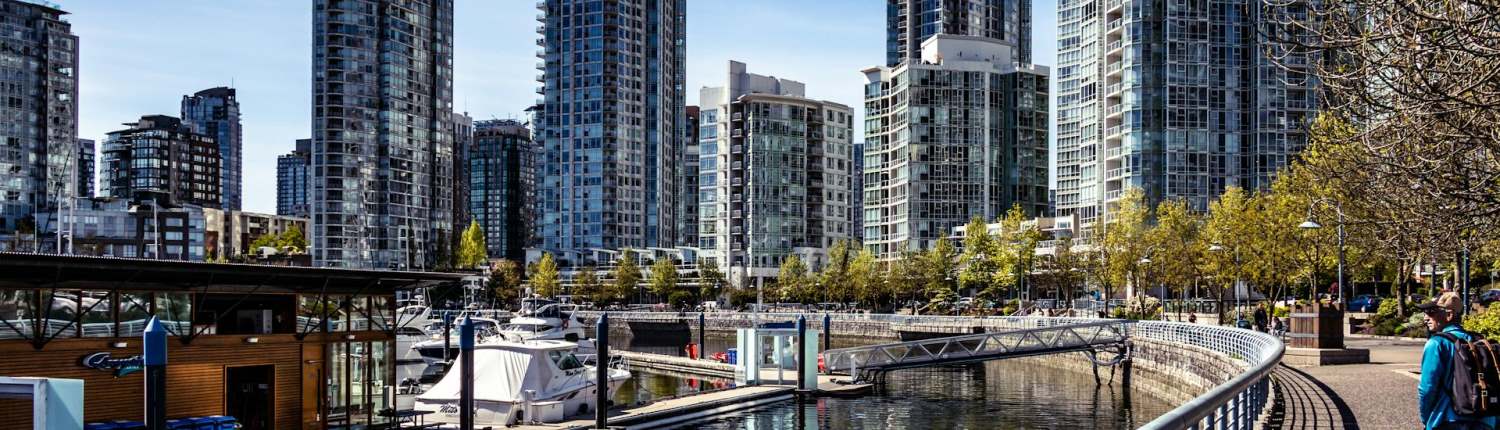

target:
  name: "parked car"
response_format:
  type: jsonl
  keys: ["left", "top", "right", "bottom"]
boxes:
{"left": 1479, "top": 290, "right": 1500, "bottom": 306}
{"left": 1348, "top": 295, "right": 1380, "bottom": 313}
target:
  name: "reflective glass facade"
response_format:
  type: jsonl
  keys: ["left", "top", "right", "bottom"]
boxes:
{"left": 181, "top": 87, "right": 242, "bottom": 211}
{"left": 887, "top": 0, "right": 1031, "bottom": 67}
{"left": 536, "top": 0, "right": 686, "bottom": 264}
{"left": 0, "top": 0, "right": 77, "bottom": 234}
{"left": 312, "top": 0, "right": 455, "bottom": 269}
{"left": 1053, "top": 0, "right": 1318, "bottom": 225}
{"left": 102, "top": 115, "right": 221, "bottom": 208}
{"left": 863, "top": 36, "right": 1049, "bottom": 260}
{"left": 77, "top": 138, "right": 94, "bottom": 198}
{"left": 469, "top": 119, "right": 538, "bottom": 261}
{"left": 278, "top": 139, "right": 311, "bottom": 218}
{"left": 699, "top": 62, "right": 854, "bottom": 286}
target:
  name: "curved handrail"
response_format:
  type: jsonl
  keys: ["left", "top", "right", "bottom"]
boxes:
{"left": 1132, "top": 321, "right": 1284, "bottom": 429}
{"left": 577, "top": 311, "right": 1283, "bottom": 429}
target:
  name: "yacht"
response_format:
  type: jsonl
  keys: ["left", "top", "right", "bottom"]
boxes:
{"left": 490, "top": 299, "right": 587, "bottom": 343}
{"left": 413, "top": 340, "right": 630, "bottom": 426}
{"left": 410, "top": 317, "right": 503, "bottom": 367}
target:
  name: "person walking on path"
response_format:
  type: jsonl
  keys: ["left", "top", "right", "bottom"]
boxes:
{"left": 1418, "top": 292, "right": 1497, "bottom": 430}
{"left": 1253, "top": 303, "right": 1269, "bottom": 332}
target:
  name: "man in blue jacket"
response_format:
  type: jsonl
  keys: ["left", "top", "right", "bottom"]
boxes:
{"left": 1419, "top": 292, "right": 1497, "bottom": 429}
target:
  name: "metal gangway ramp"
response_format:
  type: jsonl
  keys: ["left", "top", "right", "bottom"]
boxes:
{"left": 822, "top": 320, "right": 1130, "bottom": 383}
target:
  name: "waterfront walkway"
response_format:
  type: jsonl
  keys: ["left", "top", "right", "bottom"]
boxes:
{"left": 1271, "top": 337, "right": 1425, "bottom": 429}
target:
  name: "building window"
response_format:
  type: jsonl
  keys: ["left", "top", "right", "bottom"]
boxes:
{"left": 80, "top": 290, "right": 113, "bottom": 338}
{"left": 0, "top": 289, "right": 36, "bottom": 339}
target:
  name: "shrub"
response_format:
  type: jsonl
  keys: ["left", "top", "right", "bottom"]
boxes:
{"left": 1465, "top": 305, "right": 1500, "bottom": 339}
{"left": 1273, "top": 306, "right": 1290, "bottom": 318}
{"left": 1367, "top": 298, "right": 1422, "bottom": 336}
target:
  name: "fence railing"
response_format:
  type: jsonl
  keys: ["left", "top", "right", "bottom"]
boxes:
{"left": 579, "top": 311, "right": 1283, "bottom": 430}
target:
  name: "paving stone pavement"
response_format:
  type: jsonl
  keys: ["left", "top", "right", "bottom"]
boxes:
{"left": 1268, "top": 337, "right": 1427, "bottom": 430}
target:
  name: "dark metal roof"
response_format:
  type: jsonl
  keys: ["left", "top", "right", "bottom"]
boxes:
{"left": 0, "top": 253, "right": 466, "bottom": 293}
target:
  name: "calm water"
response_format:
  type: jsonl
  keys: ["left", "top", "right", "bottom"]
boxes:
{"left": 614, "top": 335, "right": 1174, "bottom": 430}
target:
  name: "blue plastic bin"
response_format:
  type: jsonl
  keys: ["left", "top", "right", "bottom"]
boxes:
{"left": 85, "top": 423, "right": 122, "bottom": 430}
{"left": 727, "top": 347, "right": 737, "bottom": 365}
{"left": 110, "top": 420, "right": 146, "bottom": 430}
{"left": 203, "top": 415, "right": 240, "bottom": 430}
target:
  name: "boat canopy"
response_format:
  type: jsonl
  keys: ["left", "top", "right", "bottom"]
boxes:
{"left": 416, "top": 341, "right": 582, "bottom": 403}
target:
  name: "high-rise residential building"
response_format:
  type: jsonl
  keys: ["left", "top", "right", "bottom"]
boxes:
{"left": 0, "top": 0, "right": 77, "bottom": 236}
{"left": 451, "top": 111, "right": 473, "bottom": 250}
{"left": 679, "top": 106, "right": 700, "bottom": 248}
{"left": 277, "top": 139, "right": 311, "bottom": 218}
{"left": 469, "top": 119, "right": 538, "bottom": 261}
{"left": 887, "top": 0, "right": 1031, "bottom": 67}
{"left": 77, "top": 138, "right": 94, "bottom": 198}
{"left": 102, "top": 115, "right": 221, "bottom": 208}
{"left": 536, "top": 0, "right": 686, "bottom": 265}
{"left": 699, "top": 61, "right": 855, "bottom": 288}
{"left": 181, "top": 87, "right": 242, "bottom": 211}
{"left": 863, "top": 35, "right": 1050, "bottom": 260}
{"left": 1052, "top": 0, "right": 1318, "bottom": 226}
{"left": 851, "top": 142, "right": 864, "bottom": 243}
{"left": 311, "top": 0, "right": 455, "bottom": 270}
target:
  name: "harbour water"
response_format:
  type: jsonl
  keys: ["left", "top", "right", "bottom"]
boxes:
{"left": 614, "top": 335, "right": 1175, "bottom": 429}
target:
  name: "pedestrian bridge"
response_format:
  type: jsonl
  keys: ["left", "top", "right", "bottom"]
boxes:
{"left": 821, "top": 320, "right": 1130, "bottom": 383}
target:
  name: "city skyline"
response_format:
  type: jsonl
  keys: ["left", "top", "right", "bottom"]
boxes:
{"left": 64, "top": 0, "right": 1061, "bottom": 214}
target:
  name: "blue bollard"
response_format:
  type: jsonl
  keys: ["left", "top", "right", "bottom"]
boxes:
{"left": 698, "top": 312, "right": 706, "bottom": 360}
{"left": 596, "top": 314, "right": 609, "bottom": 429}
{"left": 796, "top": 315, "right": 807, "bottom": 391}
{"left": 144, "top": 317, "right": 167, "bottom": 430}
{"left": 459, "top": 316, "right": 474, "bottom": 430}
{"left": 823, "top": 313, "right": 831, "bottom": 352}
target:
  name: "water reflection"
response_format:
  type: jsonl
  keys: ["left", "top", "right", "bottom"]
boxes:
{"left": 653, "top": 359, "right": 1171, "bottom": 430}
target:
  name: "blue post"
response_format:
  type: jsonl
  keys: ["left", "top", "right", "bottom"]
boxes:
{"left": 796, "top": 315, "right": 807, "bottom": 392}
{"left": 459, "top": 316, "right": 474, "bottom": 430}
{"left": 143, "top": 316, "right": 167, "bottom": 430}
{"left": 822, "top": 313, "right": 831, "bottom": 352}
{"left": 698, "top": 312, "right": 706, "bottom": 360}
{"left": 596, "top": 314, "right": 610, "bottom": 429}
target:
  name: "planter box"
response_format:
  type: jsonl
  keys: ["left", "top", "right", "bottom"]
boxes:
{"left": 1289, "top": 303, "right": 1345, "bottom": 349}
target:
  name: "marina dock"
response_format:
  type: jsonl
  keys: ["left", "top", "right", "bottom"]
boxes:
{"left": 510, "top": 385, "right": 795, "bottom": 430}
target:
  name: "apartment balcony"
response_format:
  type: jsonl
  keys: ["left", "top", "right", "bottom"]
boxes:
{"left": 1105, "top": 145, "right": 1128, "bottom": 159}
{"left": 1105, "top": 189, "right": 1123, "bottom": 201}
{"left": 731, "top": 129, "right": 743, "bottom": 138}
{"left": 1106, "top": 167, "right": 1129, "bottom": 180}
{"left": 1106, "top": 124, "right": 1126, "bottom": 138}
{"left": 1105, "top": 83, "right": 1123, "bottom": 96}
{"left": 1107, "top": 39, "right": 1123, "bottom": 54}
{"left": 1106, "top": 0, "right": 1124, "bottom": 12}
{"left": 1106, "top": 103, "right": 1124, "bottom": 117}
{"left": 1107, "top": 19, "right": 1123, "bottom": 33}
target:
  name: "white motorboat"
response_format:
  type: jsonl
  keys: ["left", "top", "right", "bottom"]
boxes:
{"left": 413, "top": 340, "right": 631, "bottom": 426}
{"left": 410, "top": 317, "right": 502, "bottom": 367}
{"left": 491, "top": 299, "right": 587, "bottom": 343}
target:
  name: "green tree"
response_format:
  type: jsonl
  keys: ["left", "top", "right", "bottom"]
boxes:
{"left": 995, "top": 205, "right": 1041, "bottom": 300}
{"left": 573, "top": 266, "right": 605, "bottom": 304}
{"left": 774, "top": 255, "right": 811, "bottom": 303}
{"left": 648, "top": 258, "right": 680, "bottom": 303}
{"left": 278, "top": 226, "right": 307, "bottom": 252}
{"left": 889, "top": 251, "right": 925, "bottom": 313}
{"left": 249, "top": 233, "right": 278, "bottom": 251}
{"left": 958, "top": 217, "right": 1004, "bottom": 299}
{"left": 848, "top": 247, "right": 881, "bottom": 310}
{"left": 530, "top": 253, "right": 561, "bottom": 298}
{"left": 818, "top": 240, "right": 855, "bottom": 304}
{"left": 456, "top": 220, "right": 488, "bottom": 269}
{"left": 922, "top": 238, "right": 959, "bottom": 312}
{"left": 489, "top": 259, "right": 523, "bottom": 307}
{"left": 1148, "top": 198, "right": 1205, "bottom": 318}
{"left": 1103, "top": 188, "right": 1152, "bottom": 302}
{"left": 697, "top": 258, "right": 727, "bottom": 301}
{"left": 612, "top": 249, "right": 642, "bottom": 304}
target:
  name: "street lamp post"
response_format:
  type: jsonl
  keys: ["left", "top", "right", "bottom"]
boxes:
{"left": 1299, "top": 199, "right": 1346, "bottom": 305}
{"left": 1139, "top": 255, "right": 1152, "bottom": 315}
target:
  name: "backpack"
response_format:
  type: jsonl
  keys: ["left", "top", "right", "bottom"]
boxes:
{"left": 1433, "top": 330, "right": 1500, "bottom": 417}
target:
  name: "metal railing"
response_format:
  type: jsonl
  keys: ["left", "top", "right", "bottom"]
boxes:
{"left": 823, "top": 320, "right": 1129, "bottom": 381}
{"left": 581, "top": 312, "right": 1282, "bottom": 430}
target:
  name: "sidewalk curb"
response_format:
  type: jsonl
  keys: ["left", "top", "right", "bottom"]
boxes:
{"left": 1345, "top": 333, "right": 1427, "bottom": 343}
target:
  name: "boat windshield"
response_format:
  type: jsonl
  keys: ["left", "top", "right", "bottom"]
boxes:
{"left": 501, "top": 323, "right": 554, "bottom": 333}
{"left": 551, "top": 351, "right": 584, "bottom": 371}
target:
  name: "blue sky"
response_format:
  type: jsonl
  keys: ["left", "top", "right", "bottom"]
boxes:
{"left": 63, "top": 0, "right": 1057, "bottom": 213}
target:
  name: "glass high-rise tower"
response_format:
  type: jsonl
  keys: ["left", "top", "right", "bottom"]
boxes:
{"left": 1053, "top": 0, "right": 1318, "bottom": 225}
{"left": 311, "top": 0, "right": 455, "bottom": 269}
{"left": 277, "top": 139, "right": 310, "bottom": 218}
{"left": 0, "top": 0, "right": 76, "bottom": 238}
{"left": 469, "top": 119, "right": 538, "bottom": 261}
{"left": 887, "top": 0, "right": 1031, "bottom": 67}
{"left": 536, "top": 0, "right": 686, "bottom": 265}
{"left": 181, "top": 87, "right": 242, "bottom": 211}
